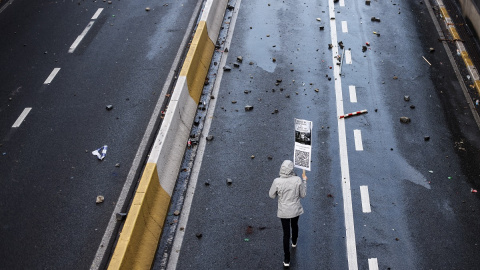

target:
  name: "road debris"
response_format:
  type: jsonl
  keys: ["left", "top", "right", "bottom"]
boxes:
{"left": 206, "top": 135, "right": 214, "bottom": 141}
{"left": 245, "top": 105, "right": 254, "bottom": 111}
{"left": 116, "top": 213, "right": 127, "bottom": 221}
{"left": 404, "top": 95, "right": 410, "bottom": 101}
{"left": 145, "top": 7, "right": 151, "bottom": 11}
{"left": 366, "top": 0, "right": 371, "bottom": 5}
{"left": 371, "top": 17, "right": 381, "bottom": 22}
{"left": 227, "top": 178, "right": 233, "bottom": 185}
{"left": 339, "top": 109, "right": 368, "bottom": 119}
{"left": 223, "top": 65, "right": 232, "bottom": 71}
{"left": 472, "top": 188, "right": 478, "bottom": 193}
{"left": 400, "top": 117, "right": 411, "bottom": 123}
{"left": 422, "top": 56, "right": 432, "bottom": 66}
{"left": 106, "top": 105, "right": 113, "bottom": 110}
{"left": 92, "top": 145, "right": 108, "bottom": 160}
{"left": 237, "top": 56, "right": 243, "bottom": 63}
{"left": 96, "top": 195, "right": 104, "bottom": 204}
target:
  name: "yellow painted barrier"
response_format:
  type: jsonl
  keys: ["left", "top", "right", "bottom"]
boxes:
{"left": 108, "top": 164, "right": 171, "bottom": 270}
{"left": 180, "top": 21, "right": 215, "bottom": 103}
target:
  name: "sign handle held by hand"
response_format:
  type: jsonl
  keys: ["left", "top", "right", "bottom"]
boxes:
{"left": 302, "top": 169, "right": 307, "bottom": 181}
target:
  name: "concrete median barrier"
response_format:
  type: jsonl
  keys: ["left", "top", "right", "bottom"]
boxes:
{"left": 107, "top": 0, "right": 227, "bottom": 269}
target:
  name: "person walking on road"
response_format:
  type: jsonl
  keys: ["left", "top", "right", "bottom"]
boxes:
{"left": 269, "top": 160, "right": 307, "bottom": 268}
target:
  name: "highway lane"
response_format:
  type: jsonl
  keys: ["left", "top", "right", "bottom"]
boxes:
{"left": 0, "top": 0, "right": 200, "bottom": 268}
{"left": 158, "top": 0, "right": 480, "bottom": 269}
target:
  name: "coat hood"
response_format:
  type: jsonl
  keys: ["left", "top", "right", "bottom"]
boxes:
{"left": 279, "top": 160, "right": 295, "bottom": 177}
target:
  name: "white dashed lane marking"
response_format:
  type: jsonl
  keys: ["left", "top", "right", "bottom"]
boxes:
{"left": 91, "top": 8, "right": 103, "bottom": 20}
{"left": 342, "top": 21, "right": 348, "bottom": 33}
{"left": 349, "top": 85, "right": 357, "bottom": 103}
{"left": 12, "top": 108, "right": 32, "bottom": 128}
{"left": 354, "top": 129, "right": 363, "bottom": 151}
{"left": 69, "top": 8, "right": 103, "bottom": 53}
{"left": 368, "top": 258, "right": 379, "bottom": 270}
{"left": 345, "top": 49, "right": 352, "bottom": 64}
{"left": 44, "top": 68, "right": 61, "bottom": 84}
{"left": 360, "top": 185, "right": 371, "bottom": 213}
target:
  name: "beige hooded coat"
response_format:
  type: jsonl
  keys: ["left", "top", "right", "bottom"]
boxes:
{"left": 269, "top": 160, "right": 307, "bottom": 218}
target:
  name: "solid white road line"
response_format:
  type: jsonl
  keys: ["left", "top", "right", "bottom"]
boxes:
{"left": 12, "top": 108, "right": 32, "bottom": 128}
{"left": 349, "top": 85, "right": 357, "bottom": 103}
{"left": 342, "top": 21, "right": 348, "bottom": 33}
{"left": 44, "top": 68, "right": 61, "bottom": 84}
{"left": 0, "top": 0, "right": 14, "bottom": 14}
{"left": 91, "top": 8, "right": 103, "bottom": 20}
{"left": 354, "top": 129, "right": 363, "bottom": 151}
{"left": 329, "top": 0, "right": 358, "bottom": 268}
{"left": 368, "top": 258, "right": 379, "bottom": 270}
{"left": 340, "top": 0, "right": 345, "bottom": 7}
{"left": 345, "top": 50, "right": 352, "bottom": 64}
{"left": 69, "top": 21, "right": 94, "bottom": 53}
{"left": 360, "top": 185, "right": 371, "bottom": 213}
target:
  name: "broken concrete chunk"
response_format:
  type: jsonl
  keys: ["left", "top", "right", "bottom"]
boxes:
{"left": 320, "top": 26, "right": 325, "bottom": 31}
{"left": 404, "top": 95, "right": 410, "bottom": 101}
{"left": 206, "top": 135, "right": 214, "bottom": 141}
{"left": 223, "top": 65, "right": 232, "bottom": 71}
{"left": 173, "top": 210, "right": 180, "bottom": 216}
{"left": 371, "top": 17, "right": 381, "bottom": 22}
{"left": 245, "top": 105, "right": 254, "bottom": 111}
{"left": 400, "top": 117, "right": 411, "bottom": 123}
{"left": 231, "top": 100, "right": 237, "bottom": 104}
{"left": 196, "top": 233, "right": 203, "bottom": 239}
{"left": 362, "top": 46, "right": 367, "bottom": 52}
{"left": 145, "top": 7, "right": 151, "bottom": 11}
{"left": 237, "top": 56, "right": 243, "bottom": 63}
{"left": 424, "top": 136, "right": 430, "bottom": 141}
{"left": 233, "top": 63, "right": 240, "bottom": 68}
{"left": 106, "top": 105, "right": 113, "bottom": 110}
{"left": 96, "top": 195, "right": 104, "bottom": 204}
{"left": 429, "top": 47, "right": 435, "bottom": 53}
{"left": 366, "top": 0, "right": 371, "bottom": 5}
{"left": 116, "top": 213, "right": 127, "bottom": 221}
{"left": 227, "top": 178, "right": 233, "bottom": 185}
{"left": 328, "top": 43, "right": 333, "bottom": 49}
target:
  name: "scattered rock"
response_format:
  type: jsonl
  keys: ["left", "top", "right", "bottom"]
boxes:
{"left": 106, "top": 105, "right": 113, "bottom": 110}
{"left": 272, "top": 58, "right": 276, "bottom": 62}
{"left": 227, "top": 178, "right": 233, "bottom": 185}
{"left": 204, "top": 181, "right": 210, "bottom": 186}
{"left": 400, "top": 117, "right": 411, "bottom": 123}
{"left": 223, "top": 65, "right": 232, "bottom": 71}
{"left": 245, "top": 105, "right": 254, "bottom": 111}
{"left": 424, "top": 136, "right": 430, "bottom": 141}
{"left": 250, "top": 155, "right": 255, "bottom": 159}
{"left": 429, "top": 47, "right": 435, "bottom": 53}
{"left": 371, "top": 17, "right": 381, "bottom": 22}
{"left": 116, "top": 213, "right": 127, "bottom": 221}
{"left": 410, "top": 105, "right": 416, "bottom": 109}
{"left": 404, "top": 95, "right": 410, "bottom": 101}
{"left": 237, "top": 56, "right": 243, "bottom": 63}
{"left": 206, "top": 135, "right": 214, "bottom": 141}
{"left": 145, "top": 7, "right": 151, "bottom": 11}
{"left": 173, "top": 210, "right": 180, "bottom": 216}
{"left": 196, "top": 233, "right": 203, "bottom": 239}
{"left": 231, "top": 100, "right": 237, "bottom": 104}
{"left": 233, "top": 63, "right": 240, "bottom": 68}
{"left": 115, "top": 163, "right": 120, "bottom": 167}
{"left": 96, "top": 195, "right": 104, "bottom": 204}
{"left": 393, "top": 76, "right": 398, "bottom": 80}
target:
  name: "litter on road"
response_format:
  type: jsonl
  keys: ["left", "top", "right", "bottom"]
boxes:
{"left": 92, "top": 145, "right": 108, "bottom": 160}
{"left": 339, "top": 109, "right": 368, "bottom": 119}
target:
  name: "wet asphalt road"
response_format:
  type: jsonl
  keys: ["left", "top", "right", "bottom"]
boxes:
{"left": 158, "top": 0, "right": 480, "bottom": 269}
{"left": 0, "top": 0, "right": 198, "bottom": 268}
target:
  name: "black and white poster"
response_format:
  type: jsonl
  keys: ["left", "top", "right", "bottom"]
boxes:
{"left": 294, "top": 118, "right": 312, "bottom": 171}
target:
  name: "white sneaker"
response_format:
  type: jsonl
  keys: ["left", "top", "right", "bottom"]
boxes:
{"left": 283, "top": 261, "right": 290, "bottom": 267}
{"left": 292, "top": 242, "right": 297, "bottom": 248}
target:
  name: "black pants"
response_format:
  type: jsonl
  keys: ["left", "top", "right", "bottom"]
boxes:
{"left": 281, "top": 216, "right": 299, "bottom": 263}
